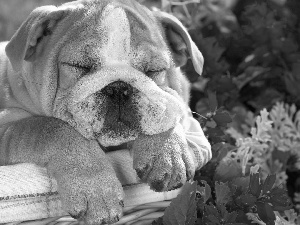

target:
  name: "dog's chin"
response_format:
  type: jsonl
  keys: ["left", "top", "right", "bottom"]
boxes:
{"left": 95, "top": 120, "right": 139, "bottom": 147}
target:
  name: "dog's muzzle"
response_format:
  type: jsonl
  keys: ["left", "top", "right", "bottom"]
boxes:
{"left": 94, "top": 80, "right": 141, "bottom": 138}
{"left": 102, "top": 81, "right": 133, "bottom": 103}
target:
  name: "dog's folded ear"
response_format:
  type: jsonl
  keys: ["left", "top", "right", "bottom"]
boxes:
{"left": 154, "top": 11, "right": 204, "bottom": 75}
{"left": 5, "top": 6, "right": 68, "bottom": 72}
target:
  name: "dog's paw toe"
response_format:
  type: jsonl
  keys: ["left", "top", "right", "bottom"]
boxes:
{"left": 58, "top": 171, "right": 124, "bottom": 225}
{"left": 150, "top": 179, "right": 167, "bottom": 192}
{"left": 83, "top": 198, "right": 123, "bottom": 225}
{"left": 135, "top": 164, "right": 151, "bottom": 180}
{"left": 69, "top": 210, "right": 86, "bottom": 220}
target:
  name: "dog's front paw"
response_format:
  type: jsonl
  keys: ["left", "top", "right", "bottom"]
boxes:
{"left": 132, "top": 125, "right": 195, "bottom": 192}
{"left": 57, "top": 169, "right": 124, "bottom": 225}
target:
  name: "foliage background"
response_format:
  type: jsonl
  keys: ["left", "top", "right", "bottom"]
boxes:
{"left": 1, "top": 0, "right": 300, "bottom": 224}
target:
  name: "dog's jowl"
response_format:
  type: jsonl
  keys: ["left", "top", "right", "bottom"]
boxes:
{"left": 0, "top": 0, "right": 211, "bottom": 224}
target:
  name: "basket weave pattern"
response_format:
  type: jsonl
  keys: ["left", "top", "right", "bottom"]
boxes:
{"left": 3, "top": 200, "right": 171, "bottom": 225}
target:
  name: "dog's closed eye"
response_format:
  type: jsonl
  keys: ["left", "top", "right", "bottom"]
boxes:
{"left": 146, "top": 69, "right": 166, "bottom": 86}
{"left": 61, "top": 62, "right": 94, "bottom": 75}
{"left": 59, "top": 62, "right": 95, "bottom": 89}
{"left": 145, "top": 69, "right": 164, "bottom": 76}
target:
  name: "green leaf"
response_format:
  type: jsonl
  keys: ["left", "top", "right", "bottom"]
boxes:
{"left": 204, "top": 204, "right": 221, "bottom": 224}
{"left": 207, "top": 90, "right": 218, "bottom": 112}
{"left": 256, "top": 202, "right": 276, "bottom": 225}
{"left": 278, "top": 37, "right": 298, "bottom": 54}
{"left": 215, "top": 182, "right": 232, "bottom": 205}
{"left": 269, "top": 186, "right": 293, "bottom": 211}
{"left": 163, "top": 182, "right": 197, "bottom": 225}
{"left": 207, "top": 214, "right": 220, "bottom": 224}
{"left": 249, "top": 172, "right": 261, "bottom": 197}
{"left": 284, "top": 75, "right": 300, "bottom": 97}
{"left": 231, "top": 177, "right": 250, "bottom": 193}
{"left": 217, "top": 203, "right": 228, "bottom": 218}
{"left": 211, "top": 143, "right": 234, "bottom": 161}
{"left": 206, "top": 127, "right": 226, "bottom": 143}
{"left": 235, "top": 210, "right": 250, "bottom": 224}
{"left": 213, "top": 110, "right": 233, "bottom": 127}
{"left": 200, "top": 36, "right": 228, "bottom": 74}
{"left": 235, "top": 194, "right": 257, "bottom": 208}
{"left": 292, "top": 62, "right": 300, "bottom": 81}
{"left": 214, "top": 156, "right": 243, "bottom": 182}
{"left": 197, "top": 180, "right": 211, "bottom": 203}
{"left": 206, "top": 120, "right": 217, "bottom": 128}
{"left": 216, "top": 203, "right": 239, "bottom": 224}
{"left": 224, "top": 211, "right": 238, "bottom": 223}
{"left": 262, "top": 175, "right": 276, "bottom": 195}
{"left": 205, "top": 204, "right": 220, "bottom": 218}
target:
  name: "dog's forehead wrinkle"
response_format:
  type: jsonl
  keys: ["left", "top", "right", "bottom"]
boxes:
{"left": 98, "top": 4, "right": 131, "bottom": 64}
{"left": 60, "top": 41, "right": 99, "bottom": 65}
{"left": 60, "top": 37, "right": 105, "bottom": 65}
{"left": 123, "top": 7, "right": 167, "bottom": 55}
{"left": 130, "top": 45, "right": 171, "bottom": 70}
{"left": 59, "top": 2, "right": 170, "bottom": 69}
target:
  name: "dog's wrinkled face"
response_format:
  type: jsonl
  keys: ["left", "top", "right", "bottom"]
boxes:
{"left": 5, "top": 0, "right": 203, "bottom": 147}
{"left": 53, "top": 3, "right": 186, "bottom": 146}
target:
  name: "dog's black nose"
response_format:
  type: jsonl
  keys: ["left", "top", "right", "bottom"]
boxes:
{"left": 102, "top": 81, "right": 133, "bottom": 102}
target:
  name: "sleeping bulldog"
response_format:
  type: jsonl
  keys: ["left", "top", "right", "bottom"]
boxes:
{"left": 0, "top": 0, "right": 211, "bottom": 224}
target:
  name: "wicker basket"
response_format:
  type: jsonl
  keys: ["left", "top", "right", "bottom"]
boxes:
{"left": 0, "top": 150, "right": 181, "bottom": 225}
{"left": 3, "top": 199, "right": 174, "bottom": 225}
{"left": 2, "top": 185, "right": 179, "bottom": 225}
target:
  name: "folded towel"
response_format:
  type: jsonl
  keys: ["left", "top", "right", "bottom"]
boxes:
{"left": 0, "top": 150, "right": 181, "bottom": 223}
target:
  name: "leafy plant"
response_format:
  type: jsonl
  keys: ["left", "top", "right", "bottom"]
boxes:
{"left": 226, "top": 102, "right": 300, "bottom": 187}
{"left": 152, "top": 101, "right": 300, "bottom": 225}
{"left": 143, "top": 1, "right": 300, "bottom": 223}
{"left": 153, "top": 171, "right": 292, "bottom": 225}
{"left": 154, "top": 0, "right": 300, "bottom": 113}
